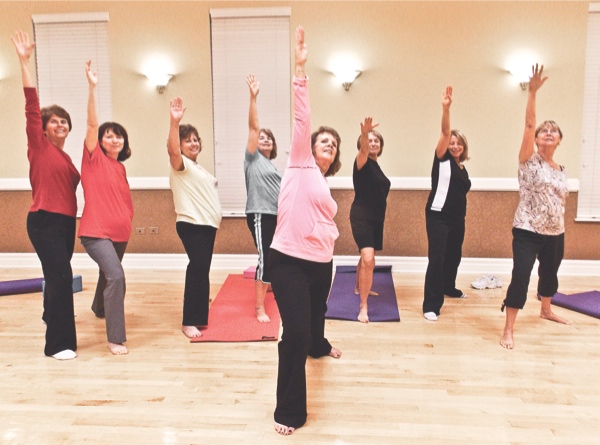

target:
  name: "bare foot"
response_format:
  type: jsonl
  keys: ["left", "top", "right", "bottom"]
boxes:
{"left": 540, "top": 309, "right": 571, "bottom": 325}
{"left": 328, "top": 346, "right": 342, "bottom": 359}
{"left": 357, "top": 305, "right": 369, "bottom": 323}
{"left": 256, "top": 306, "right": 271, "bottom": 323}
{"left": 354, "top": 288, "right": 379, "bottom": 296}
{"left": 108, "top": 342, "right": 128, "bottom": 355}
{"left": 182, "top": 325, "right": 203, "bottom": 338}
{"left": 274, "top": 422, "right": 295, "bottom": 435}
{"left": 500, "top": 329, "right": 514, "bottom": 349}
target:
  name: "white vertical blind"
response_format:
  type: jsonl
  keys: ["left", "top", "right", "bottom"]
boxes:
{"left": 210, "top": 7, "right": 291, "bottom": 216}
{"left": 578, "top": 3, "right": 600, "bottom": 221}
{"left": 32, "top": 12, "right": 112, "bottom": 215}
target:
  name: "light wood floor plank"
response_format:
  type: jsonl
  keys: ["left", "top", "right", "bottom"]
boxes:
{"left": 1, "top": 268, "right": 599, "bottom": 444}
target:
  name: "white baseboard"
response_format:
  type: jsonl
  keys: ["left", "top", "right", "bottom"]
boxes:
{"left": 1, "top": 253, "right": 599, "bottom": 276}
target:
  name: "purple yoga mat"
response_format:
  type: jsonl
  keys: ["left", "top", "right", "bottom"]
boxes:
{"left": 0, "top": 278, "right": 44, "bottom": 296}
{"left": 551, "top": 291, "right": 600, "bottom": 319}
{"left": 325, "top": 265, "right": 400, "bottom": 322}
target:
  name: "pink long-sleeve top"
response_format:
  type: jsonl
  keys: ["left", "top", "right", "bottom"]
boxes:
{"left": 25, "top": 87, "right": 80, "bottom": 217}
{"left": 269, "top": 76, "right": 339, "bottom": 263}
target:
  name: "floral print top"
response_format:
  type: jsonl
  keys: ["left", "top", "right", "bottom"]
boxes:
{"left": 513, "top": 153, "right": 568, "bottom": 236}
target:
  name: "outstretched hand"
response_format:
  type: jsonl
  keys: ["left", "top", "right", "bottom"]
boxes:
{"left": 360, "top": 117, "right": 379, "bottom": 136}
{"left": 11, "top": 30, "right": 35, "bottom": 61}
{"left": 247, "top": 74, "right": 260, "bottom": 98}
{"left": 528, "top": 64, "right": 548, "bottom": 94}
{"left": 85, "top": 60, "right": 98, "bottom": 87}
{"left": 170, "top": 97, "right": 186, "bottom": 123}
{"left": 442, "top": 85, "right": 453, "bottom": 108}
{"left": 295, "top": 26, "right": 307, "bottom": 66}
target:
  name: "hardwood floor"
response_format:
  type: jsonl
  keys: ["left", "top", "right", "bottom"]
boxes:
{"left": 1, "top": 267, "right": 599, "bottom": 444}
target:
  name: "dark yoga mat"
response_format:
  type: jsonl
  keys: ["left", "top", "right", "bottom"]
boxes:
{"left": 550, "top": 291, "right": 600, "bottom": 319}
{"left": 0, "top": 276, "right": 83, "bottom": 297}
{"left": 0, "top": 278, "right": 44, "bottom": 296}
{"left": 325, "top": 265, "right": 400, "bottom": 322}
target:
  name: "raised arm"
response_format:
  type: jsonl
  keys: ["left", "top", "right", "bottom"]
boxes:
{"left": 246, "top": 74, "right": 260, "bottom": 155}
{"left": 167, "top": 97, "right": 185, "bottom": 171}
{"left": 11, "top": 30, "right": 35, "bottom": 88}
{"left": 519, "top": 64, "right": 547, "bottom": 164}
{"left": 435, "top": 86, "right": 453, "bottom": 160}
{"left": 356, "top": 117, "right": 379, "bottom": 170}
{"left": 295, "top": 26, "right": 307, "bottom": 79}
{"left": 85, "top": 60, "right": 99, "bottom": 154}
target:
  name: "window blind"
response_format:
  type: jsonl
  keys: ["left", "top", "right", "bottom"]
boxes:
{"left": 210, "top": 7, "right": 291, "bottom": 216}
{"left": 577, "top": 3, "right": 600, "bottom": 221}
{"left": 32, "top": 12, "right": 112, "bottom": 215}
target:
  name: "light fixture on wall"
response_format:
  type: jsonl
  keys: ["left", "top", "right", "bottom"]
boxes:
{"left": 329, "top": 52, "right": 362, "bottom": 91}
{"left": 506, "top": 50, "right": 541, "bottom": 91}
{"left": 332, "top": 68, "right": 362, "bottom": 91}
{"left": 146, "top": 72, "right": 174, "bottom": 93}
{"left": 509, "top": 66, "right": 531, "bottom": 91}
{"left": 141, "top": 55, "right": 176, "bottom": 93}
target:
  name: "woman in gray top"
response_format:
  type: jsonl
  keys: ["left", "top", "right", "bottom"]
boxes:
{"left": 244, "top": 74, "right": 282, "bottom": 323}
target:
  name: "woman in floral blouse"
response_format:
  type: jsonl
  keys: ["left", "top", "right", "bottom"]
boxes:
{"left": 500, "top": 64, "right": 571, "bottom": 350}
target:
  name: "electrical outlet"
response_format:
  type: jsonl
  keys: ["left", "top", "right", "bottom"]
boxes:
{"left": 149, "top": 227, "right": 159, "bottom": 234}
{"left": 136, "top": 227, "right": 145, "bottom": 235}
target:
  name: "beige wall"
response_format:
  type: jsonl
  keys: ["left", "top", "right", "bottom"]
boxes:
{"left": 0, "top": 1, "right": 589, "bottom": 179}
{"left": 1, "top": 1, "right": 598, "bottom": 260}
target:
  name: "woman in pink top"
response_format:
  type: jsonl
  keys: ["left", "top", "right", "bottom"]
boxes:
{"left": 79, "top": 60, "right": 134, "bottom": 356}
{"left": 12, "top": 30, "right": 80, "bottom": 361}
{"left": 268, "top": 27, "right": 342, "bottom": 436}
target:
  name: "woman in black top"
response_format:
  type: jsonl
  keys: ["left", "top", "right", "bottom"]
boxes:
{"left": 423, "top": 86, "right": 471, "bottom": 321}
{"left": 350, "top": 117, "right": 391, "bottom": 323}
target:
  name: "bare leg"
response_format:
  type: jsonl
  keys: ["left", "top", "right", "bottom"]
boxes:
{"left": 274, "top": 423, "right": 295, "bottom": 435}
{"left": 182, "top": 325, "right": 202, "bottom": 338}
{"left": 255, "top": 280, "right": 271, "bottom": 323}
{"left": 357, "top": 249, "right": 375, "bottom": 323}
{"left": 328, "top": 346, "right": 342, "bottom": 358}
{"left": 540, "top": 296, "right": 571, "bottom": 325}
{"left": 354, "top": 260, "right": 379, "bottom": 296}
{"left": 108, "top": 342, "right": 128, "bottom": 355}
{"left": 500, "top": 307, "right": 518, "bottom": 349}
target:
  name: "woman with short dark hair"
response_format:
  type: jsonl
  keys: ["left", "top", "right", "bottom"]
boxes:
{"left": 12, "top": 30, "right": 80, "bottom": 360}
{"left": 244, "top": 74, "right": 282, "bottom": 323}
{"left": 168, "top": 97, "right": 222, "bottom": 339}
{"left": 269, "top": 26, "right": 342, "bottom": 437}
{"left": 79, "top": 60, "right": 134, "bottom": 355}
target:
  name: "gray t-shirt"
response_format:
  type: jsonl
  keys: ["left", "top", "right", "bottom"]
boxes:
{"left": 244, "top": 148, "right": 282, "bottom": 215}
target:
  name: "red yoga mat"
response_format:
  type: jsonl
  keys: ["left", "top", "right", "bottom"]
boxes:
{"left": 191, "top": 274, "right": 280, "bottom": 343}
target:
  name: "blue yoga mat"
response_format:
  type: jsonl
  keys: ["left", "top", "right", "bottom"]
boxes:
{"left": 550, "top": 291, "right": 600, "bottom": 319}
{"left": 325, "top": 265, "right": 400, "bottom": 322}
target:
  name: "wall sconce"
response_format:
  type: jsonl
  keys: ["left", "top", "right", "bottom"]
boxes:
{"left": 509, "top": 67, "right": 531, "bottom": 91}
{"left": 506, "top": 50, "right": 540, "bottom": 91}
{"left": 146, "top": 72, "right": 174, "bottom": 93}
{"left": 332, "top": 69, "right": 362, "bottom": 91}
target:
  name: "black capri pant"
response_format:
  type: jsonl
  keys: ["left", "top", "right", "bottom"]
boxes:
{"left": 503, "top": 228, "right": 564, "bottom": 310}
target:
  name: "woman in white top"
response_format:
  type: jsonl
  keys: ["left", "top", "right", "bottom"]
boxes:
{"left": 168, "top": 97, "right": 222, "bottom": 339}
{"left": 500, "top": 65, "right": 570, "bottom": 349}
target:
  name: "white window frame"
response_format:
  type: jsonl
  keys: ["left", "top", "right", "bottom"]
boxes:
{"left": 32, "top": 12, "right": 112, "bottom": 216}
{"left": 577, "top": 3, "right": 600, "bottom": 221}
{"left": 210, "top": 7, "right": 291, "bottom": 216}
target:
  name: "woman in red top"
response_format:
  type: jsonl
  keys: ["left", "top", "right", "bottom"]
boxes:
{"left": 79, "top": 60, "right": 134, "bottom": 355}
{"left": 12, "top": 30, "right": 80, "bottom": 360}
